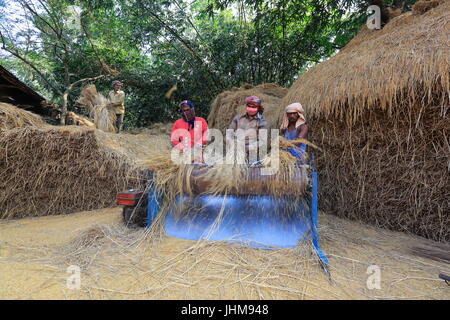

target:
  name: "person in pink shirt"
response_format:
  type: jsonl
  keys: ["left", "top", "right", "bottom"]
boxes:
{"left": 171, "top": 100, "right": 209, "bottom": 154}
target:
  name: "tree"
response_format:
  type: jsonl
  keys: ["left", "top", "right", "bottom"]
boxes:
{"left": 0, "top": 0, "right": 115, "bottom": 123}
{"left": 0, "top": 0, "right": 422, "bottom": 128}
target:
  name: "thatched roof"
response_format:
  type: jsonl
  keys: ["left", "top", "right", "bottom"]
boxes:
{"left": 0, "top": 102, "right": 48, "bottom": 129}
{"left": 0, "top": 65, "right": 52, "bottom": 116}
{"left": 281, "top": 0, "right": 450, "bottom": 125}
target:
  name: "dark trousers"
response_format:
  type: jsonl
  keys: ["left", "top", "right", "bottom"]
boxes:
{"left": 116, "top": 114, "right": 124, "bottom": 133}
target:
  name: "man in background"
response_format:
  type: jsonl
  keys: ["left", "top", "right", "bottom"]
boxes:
{"left": 108, "top": 80, "right": 125, "bottom": 133}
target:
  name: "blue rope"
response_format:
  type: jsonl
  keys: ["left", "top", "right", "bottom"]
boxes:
{"left": 311, "top": 170, "right": 329, "bottom": 265}
{"left": 146, "top": 170, "right": 160, "bottom": 228}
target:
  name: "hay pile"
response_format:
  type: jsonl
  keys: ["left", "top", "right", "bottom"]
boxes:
{"left": 0, "top": 102, "right": 48, "bottom": 129}
{"left": 0, "top": 126, "right": 143, "bottom": 219}
{"left": 2, "top": 207, "right": 448, "bottom": 300}
{"left": 208, "top": 83, "right": 288, "bottom": 132}
{"left": 281, "top": 1, "right": 450, "bottom": 242}
{"left": 76, "top": 85, "right": 116, "bottom": 132}
{"left": 412, "top": 0, "right": 443, "bottom": 14}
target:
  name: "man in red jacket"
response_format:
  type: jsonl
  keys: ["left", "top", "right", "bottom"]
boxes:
{"left": 171, "top": 100, "right": 209, "bottom": 162}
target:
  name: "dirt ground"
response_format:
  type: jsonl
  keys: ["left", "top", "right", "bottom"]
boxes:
{"left": 0, "top": 207, "right": 448, "bottom": 300}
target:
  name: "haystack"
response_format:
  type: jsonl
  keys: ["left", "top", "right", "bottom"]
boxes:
{"left": 208, "top": 83, "right": 288, "bottom": 132}
{"left": 0, "top": 102, "right": 48, "bottom": 129}
{"left": 0, "top": 126, "right": 146, "bottom": 219}
{"left": 281, "top": 1, "right": 450, "bottom": 241}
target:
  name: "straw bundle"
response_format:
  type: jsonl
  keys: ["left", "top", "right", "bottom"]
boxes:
{"left": 208, "top": 83, "right": 288, "bottom": 132}
{"left": 65, "top": 111, "right": 95, "bottom": 127}
{"left": 281, "top": 1, "right": 450, "bottom": 242}
{"left": 76, "top": 85, "right": 116, "bottom": 132}
{"left": 0, "top": 102, "right": 48, "bottom": 129}
{"left": 0, "top": 126, "right": 143, "bottom": 219}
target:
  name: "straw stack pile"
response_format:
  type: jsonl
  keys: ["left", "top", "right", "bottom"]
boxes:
{"left": 0, "top": 126, "right": 143, "bottom": 219}
{"left": 281, "top": 1, "right": 450, "bottom": 241}
{"left": 76, "top": 85, "right": 117, "bottom": 132}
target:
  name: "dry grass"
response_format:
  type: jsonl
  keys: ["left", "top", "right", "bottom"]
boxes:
{"left": 139, "top": 142, "right": 310, "bottom": 198}
{"left": 413, "top": 0, "right": 443, "bottom": 14}
{"left": 311, "top": 103, "right": 449, "bottom": 242}
{"left": 76, "top": 85, "right": 117, "bottom": 132}
{"left": 0, "top": 102, "right": 48, "bottom": 129}
{"left": 2, "top": 207, "right": 448, "bottom": 300}
{"left": 208, "top": 83, "right": 287, "bottom": 132}
{"left": 65, "top": 111, "right": 95, "bottom": 127}
{"left": 280, "top": 2, "right": 450, "bottom": 242}
{"left": 408, "top": 242, "right": 450, "bottom": 264}
{"left": 0, "top": 126, "right": 143, "bottom": 219}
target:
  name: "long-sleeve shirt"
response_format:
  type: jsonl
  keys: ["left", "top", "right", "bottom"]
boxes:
{"left": 228, "top": 113, "right": 268, "bottom": 151}
{"left": 108, "top": 90, "right": 125, "bottom": 114}
{"left": 171, "top": 117, "right": 209, "bottom": 151}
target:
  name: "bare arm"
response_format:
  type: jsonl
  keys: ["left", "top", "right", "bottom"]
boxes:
{"left": 297, "top": 124, "right": 308, "bottom": 139}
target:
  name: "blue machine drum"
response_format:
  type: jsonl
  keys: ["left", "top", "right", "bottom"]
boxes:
{"left": 164, "top": 195, "right": 313, "bottom": 249}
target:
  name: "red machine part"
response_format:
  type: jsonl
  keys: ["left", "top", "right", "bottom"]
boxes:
{"left": 116, "top": 190, "right": 144, "bottom": 206}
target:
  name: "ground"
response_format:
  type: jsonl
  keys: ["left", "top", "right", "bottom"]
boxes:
{"left": 0, "top": 207, "right": 448, "bottom": 300}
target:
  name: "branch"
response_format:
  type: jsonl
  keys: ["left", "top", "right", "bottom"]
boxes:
{"left": 139, "top": 3, "right": 204, "bottom": 65}
{"left": 80, "top": 14, "right": 117, "bottom": 75}
{"left": 18, "top": 0, "right": 62, "bottom": 40}
{"left": 0, "top": 30, "right": 62, "bottom": 96}
{"left": 67, "top": 74, "right": 108, "bottom": 92}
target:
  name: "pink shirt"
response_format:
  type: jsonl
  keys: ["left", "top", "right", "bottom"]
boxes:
{"left": 171, "top": 117, "right": 209, "bottom": 151}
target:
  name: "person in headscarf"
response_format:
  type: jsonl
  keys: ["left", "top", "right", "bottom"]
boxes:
{"left": 171, "top": 100, "right": 209, "bottom": 154}
{"left": 108, "top": 80, "right": 125, "bottom": 133}
{"left": 280, "top": 102, "right": 308, "bottom": 141}
{"left": 280, "top": 102, "right": 309, "bottom": 159}
{"left": 227, "top": 96, "right": 268, "bottom": 164}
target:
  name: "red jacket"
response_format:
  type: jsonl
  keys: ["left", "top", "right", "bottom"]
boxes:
{"left": 171, "top": 117, "right": 209, "bottom": 151}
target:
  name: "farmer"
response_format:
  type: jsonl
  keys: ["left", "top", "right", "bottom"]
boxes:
{"left": 280, "top": 102, "right": 308, "bottom": 160}
{"left": 108, "top": 80, "right": 126, "bottom": 133}
{"left": 171, "top": 100, "right": 209, "bottom": 162}
{"left": 227, "top": 96, "right": 268, "bottom": 164}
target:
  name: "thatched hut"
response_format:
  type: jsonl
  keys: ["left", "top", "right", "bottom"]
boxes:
{"left": 0, "top": 65, "right": 59, "bottom": 117}
{"left": 281, "top": 1, "right": 449, "bottom": 242}
{"left": 208, "top": 83, "right": 287, "bottom": 132}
